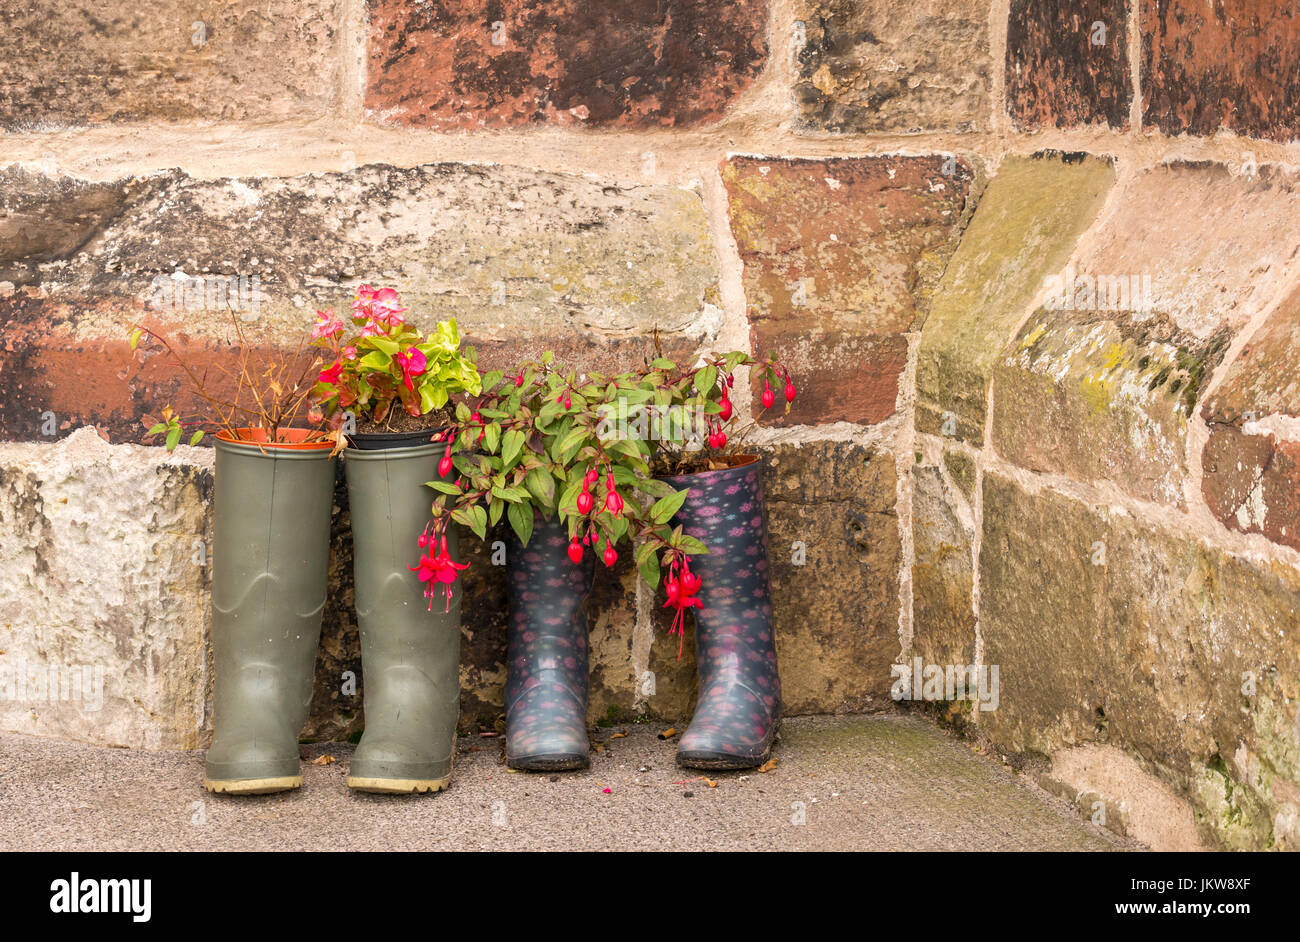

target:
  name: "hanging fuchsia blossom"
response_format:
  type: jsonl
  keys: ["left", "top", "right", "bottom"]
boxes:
{"left": 410, "top": 529, "right": 468, "bottom": 613}
{"left": 663, "top": 556, "right": 702, "bottom": 659}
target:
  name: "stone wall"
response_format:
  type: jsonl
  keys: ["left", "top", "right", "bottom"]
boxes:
{"left": 3, "top": 0, "right": 1299, "bottom": 850}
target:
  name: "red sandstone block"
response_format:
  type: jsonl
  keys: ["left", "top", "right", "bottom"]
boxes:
{"left": 721, "top": 154, "right": 973, "bottom": 427}
{"left": 363, "top": 0, "right": 768, "bottom": 129}
{"left": 1143, "top": 0, "right": 1300, "bottom": 142}
{"left": 1006, "top": 0, "right": 1132, "bottom": 130}
{"left": 1202, "top": 285, "right": 1300, "bottom": 551}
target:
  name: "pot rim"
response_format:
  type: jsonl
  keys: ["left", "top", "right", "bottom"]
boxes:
{"left": 345, "top": 427, "right": 447, "bottom": 450}
{"left": 215, "top": 427, "right": 335, "bottom": 451}
{"left": 657, "top": 453, "right": 760, "bottom": 481}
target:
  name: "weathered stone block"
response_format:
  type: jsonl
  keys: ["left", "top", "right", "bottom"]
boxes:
{"left": 980, "top": 470, "right": 1300, "bottom": 850}
{"left": 1006, "top": 0, "right": 1131, "bottom": 129}
{"left": 916, "top": 152, "right": 1115, "bottom": 444}
{"left": 990, "top": 162, "right": 1300, "bottom": 505}
{"left": 0, "top": 1, "right": 341, "bottom": 129}
{"left": 910, "top": 461, "right": 975, "bottom": 669}
{"left": 761, "top": 442, "right": 901, "bottom": 712}
{"left": 994, "top": 310, "right": 1229, "bottom": 506}
{"left": 792, "top": 0, "right": 992, "bottom": 133}
{"left": 942, "top": 448, "right": 976, "bottom": 503}
{"left": 0, "top": 429, "right": 210, "bottom": 749}
{"left": 980, "top": 473, "right": 1111, "bottom": 753}
{"left": 1202, "top": 284, "right": 1300, "bottom": 552}
{"left": 1142, "top": 0, "right": 1300, "bottom": 142}
{"left": 722, "top": 155, "right": 973, "bottom": 426}
{"left": 364, "top": 0, "right": 768, "bottom": 128}
{"left": 0, "top": 163, "right": 722, "bottom": 442}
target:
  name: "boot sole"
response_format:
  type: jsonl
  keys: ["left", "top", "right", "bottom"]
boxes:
{"left": 676, "top": 752, "right": 770, "bottom": 771}
{"left": 204, "top": 776, "right": 302, "bottom": 795}
{"left": 507, "top": 754, "right": 590, "bottom": 772}
{"left": 346, "top": 776, "right": 450, "bottom": 794}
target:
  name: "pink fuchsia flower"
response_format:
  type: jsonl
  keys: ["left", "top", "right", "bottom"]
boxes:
{"left": 410, "top": 532, "right": 469, "bottom": 612}
{"left": 310, "top": 309, "right": 343, "bottom": 340}
{"left": 395, "top": 348, "right": 427, "bottom": 392}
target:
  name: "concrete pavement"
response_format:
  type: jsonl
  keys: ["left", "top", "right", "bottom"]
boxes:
{"left": 0, "top": 714, "right": 1136, "bottom": 851}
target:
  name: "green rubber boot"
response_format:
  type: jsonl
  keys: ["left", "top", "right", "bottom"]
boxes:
{"left": 204, "top": 432, "right": 336, "bottom": 795}
{"left": 343, "top": 441, "right": 461, "bottom": 794}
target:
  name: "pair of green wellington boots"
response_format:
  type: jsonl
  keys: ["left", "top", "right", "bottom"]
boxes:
{"left": 203, "top": 433, "right": 459, "bottom": 795}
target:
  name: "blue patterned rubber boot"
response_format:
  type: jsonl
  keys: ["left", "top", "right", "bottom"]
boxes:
{"left": 660, "top": 457, "right": 781, "bottom": 769}
{"left": 504, "top": 514, "right": 594, "bottom": 770}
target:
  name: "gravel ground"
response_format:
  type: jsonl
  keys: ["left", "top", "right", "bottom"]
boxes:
{"left": 0, "top": 714, "right": 1137, "bottom": 851}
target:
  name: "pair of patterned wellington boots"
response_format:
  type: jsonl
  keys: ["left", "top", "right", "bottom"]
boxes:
{"left": 203, "top": 433, "right": 460, "bottom": 795}
{"left": 504, "top": 458, "right": 780, "bottom": 771}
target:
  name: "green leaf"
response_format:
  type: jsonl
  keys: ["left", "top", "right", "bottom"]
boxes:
{"left": 650, "top": 488, "right": 690, "bottom": 525}
{"left": 501, "top": 429, "right": 525, "bottom": 467}
{"left": 426, "top": 481, "right": 462, "bottom": 495}
{"left": 694, "top": 365, "right": 717, "bottom": 397}
{"left": 636, "top": 477, "right": 678, "bottom": 500}
{"left": 507, "top": 501, "right": 534, "bottom": 547}
{"left": 675, "top": 534, "right": 708, "bottom": 555}
{"left": 359, "top": 350, "right": 391, "bottom": 371}
{"left": 638, "top": 551, "right": 661, "bottom": 590}
{"left": 651, "top": 358, "right": 676, "bottom": 370}
{"left": 536, "top": 399, "right": 564, "bottom": 429}
{"left": 524, "top": 467, "right": 556, "bottom": 505}
{"left": 468, "top": 505, "right": 489, "bottom": 541}
{"left": 128, "top": 327, "right": 142, "bottom": 351}
{"left": 554, "top": 426, "right": 588, "bottom": 463}
{"left": 146, "top": 423, "right": 168, "bottom": 436}
{"left": 483, "top": 423, "right": 500, "bottom": 454}
{"left": 558, "top": 476, "right": 585, "bottom": 515}
{"left": 488, "top": 499, "right": 504, "bottom": 527}
{"left": 188, "top": 430, "right": 205, "bottom": 447}
{"left": 165, "top": 426, "right": 182, "bottom": 453}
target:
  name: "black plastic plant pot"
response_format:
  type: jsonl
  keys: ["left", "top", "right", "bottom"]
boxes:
{"left": 204, "top": 428, "right": 337, "bottom": 795}
{"left": 346, "top": 428, "right": 443, "bottom": 451}
{"left": 657, "top": 455, "right": 782, "bottom": 770}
